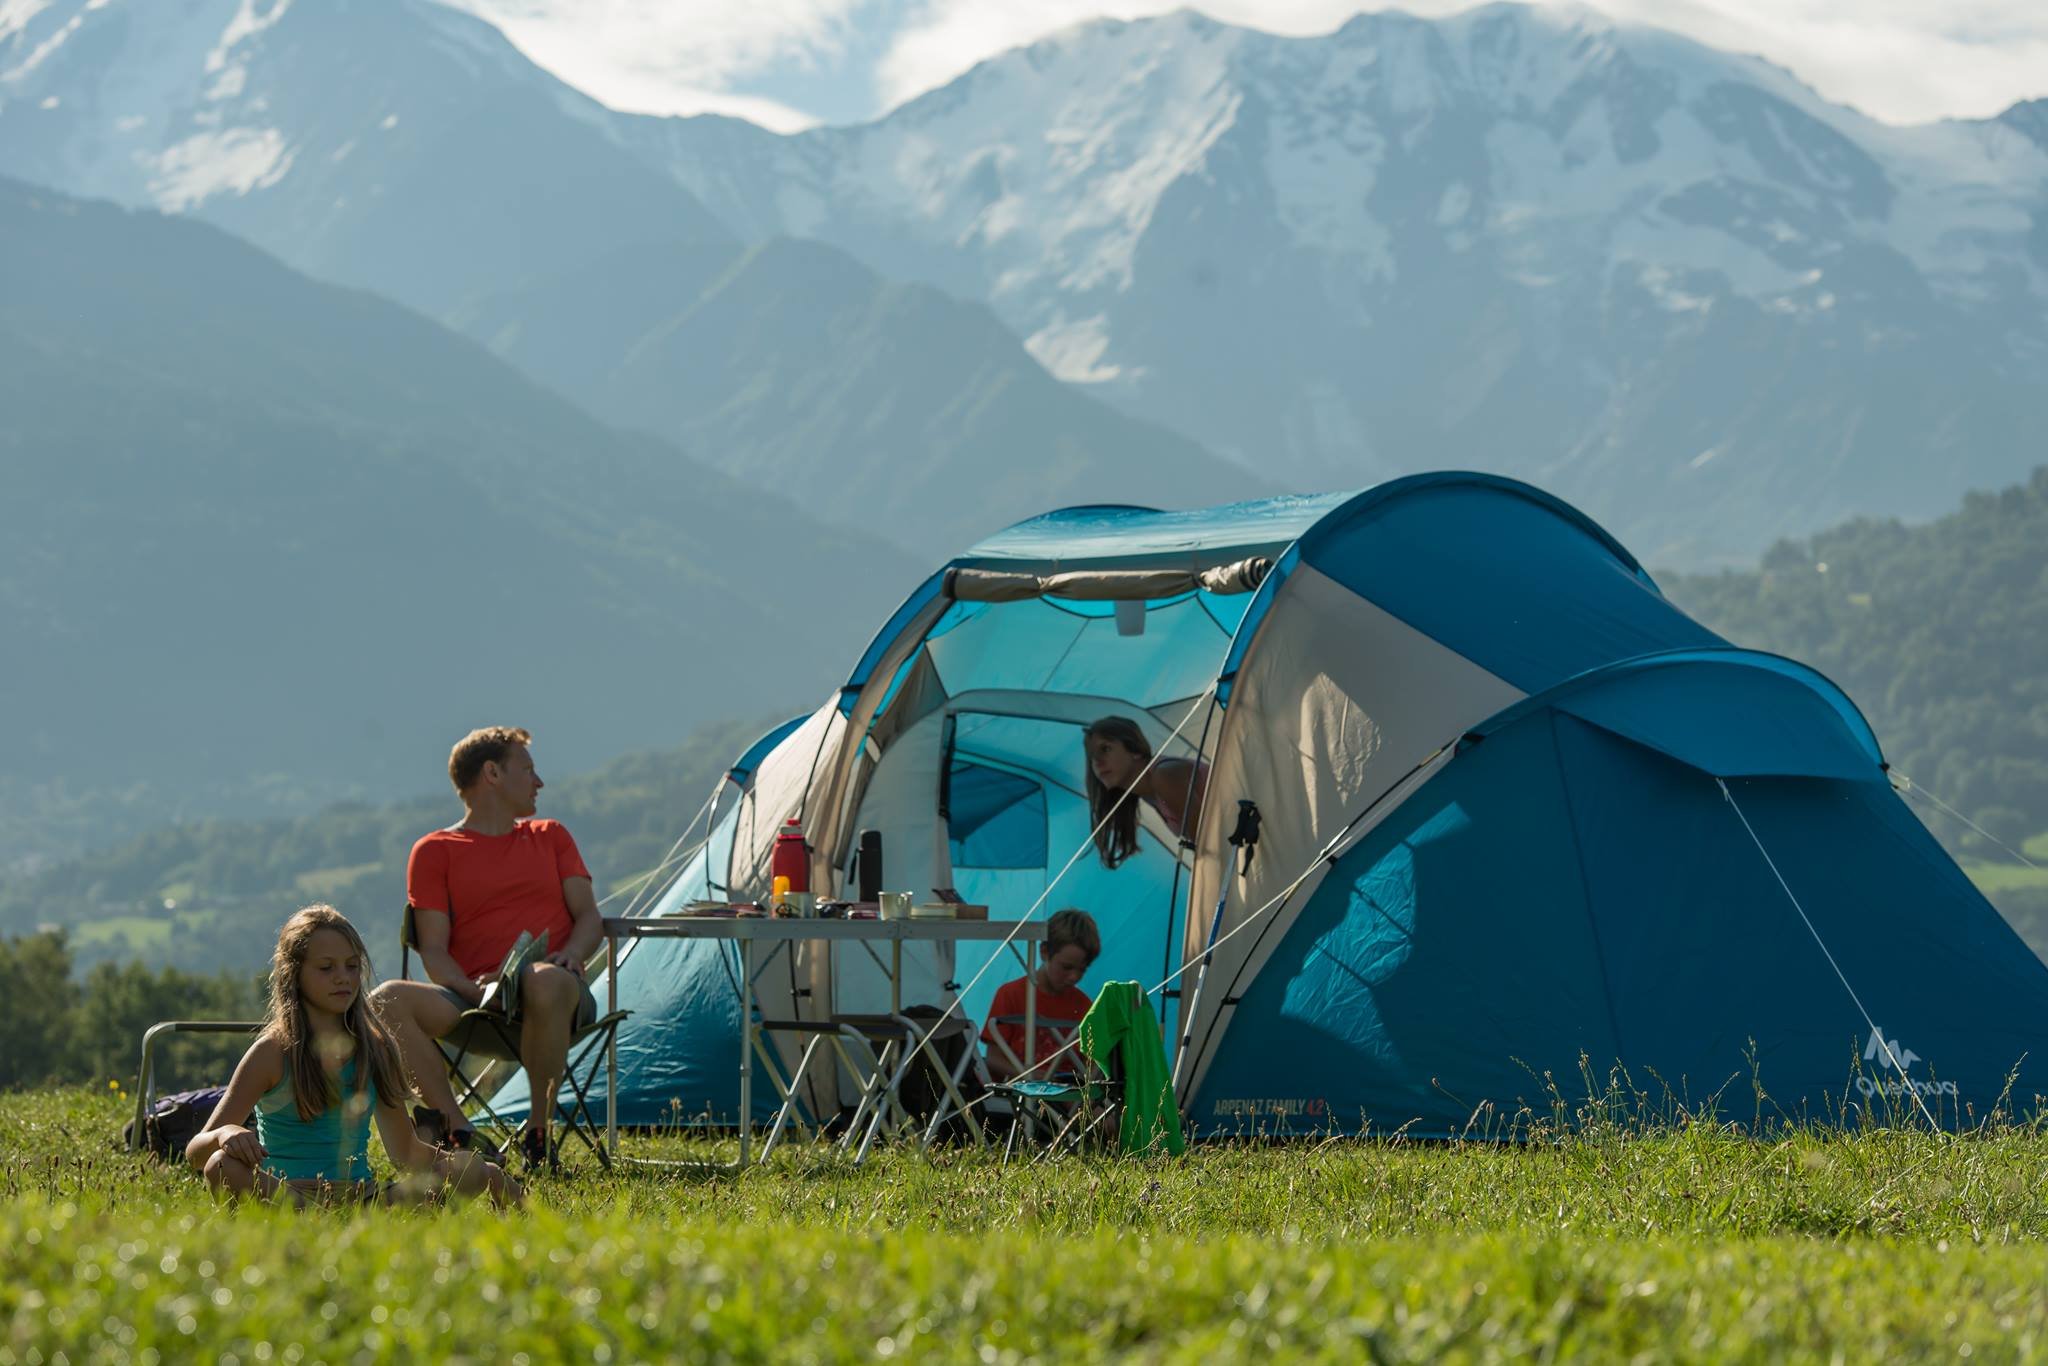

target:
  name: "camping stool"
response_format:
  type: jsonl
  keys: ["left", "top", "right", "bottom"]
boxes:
{"left": 980, "top": 1015, "right": 1088, "bottom": 1149}
{"left": 130, "top": 1019, "right": 262, "bottom": 1152}
{"left": 399, "top": 904, "right": 631, "bottom": 1172}
{"left": 988, "top": 1076, "right": 1123, "bottom": 1163}
{"left": 757, "top": 1016, "right": 908, "bottom": 1163}
{"left": 984, "top": 1079, "right": 1088, "bottom": 1161}
{"left": 834, "top": 1011, "right": 988, "bottom": 1163}
{"left": 754, "top": 1018, "right": 882, "bottom": 1161}
{"left": 983, "top": 1043, "right": 1126, "bottom": 1164}
{"left": 983, "top": 1015, "right": 1114, "bottom": 1155}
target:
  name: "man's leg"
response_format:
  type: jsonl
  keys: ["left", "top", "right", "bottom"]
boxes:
{"left": 516, "top": 962, "right": 583, "bottom": 1134}
{"left": 369, "top": 980, "right": 468, "bottom": 1132}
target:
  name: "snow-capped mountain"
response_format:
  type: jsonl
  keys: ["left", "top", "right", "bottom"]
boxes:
{"left": 7, "top": 1, "right": 2045, "bottom": 564}
{"left": 0, "top": 0, "right": 728, "bottom": 315}
{"left": 0, "top": 0, "right": 1257, "bottom": 554}
{"left": 620, "top": 5, "right": 2048, "bottom": 563}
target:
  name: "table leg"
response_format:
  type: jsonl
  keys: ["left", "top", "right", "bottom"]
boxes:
{"left": 1024, "top": 940, "right": 1038, "bottom": 1073}
{"left": 739, "top": 937, "right": 753, "bottom": 1167}
{"left": 891, "top": 939, "right": 902, "bottom": 1015}
{"left": 606, "top": 926, "right": 618, "bottom": 1164}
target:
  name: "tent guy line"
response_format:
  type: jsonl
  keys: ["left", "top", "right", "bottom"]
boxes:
{"left": 1176, "top": 738, "right": 1463, "bottom": 1087}
{"left": 971, "top": 738, "right": 1460, "bottom": 1102}
{"left": 1717, "top": 776, "right": 1943, "bottom": 1131}
{"left": 601, "top": 784, "right": 723, "bottom": 915}
{"left": 1892, "top": 773, "right": 2043, "bottom": 873}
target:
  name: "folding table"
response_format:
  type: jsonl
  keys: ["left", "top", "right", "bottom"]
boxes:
{"left": 600, "top": 915, "right": 1046, "bottom": 1166}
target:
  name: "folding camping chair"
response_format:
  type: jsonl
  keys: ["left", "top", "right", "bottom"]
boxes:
{"left": 980, "top": 1018, "right": 1123, "bottom": 1161}
{"left": 978, "top": 1015, "right": 1092, "bottom": 1151}
{"left": 758, "top": 1011, "right": 986, "bottom": 1163}
{"left": 128, "top": 1019, "right": 262, "bottom": 1154}
{"left": 399, "top": 904, "right": 630, "bottom": 1171}
{"left": 985, "top": 983, "right": 1186, "bottom": 1160}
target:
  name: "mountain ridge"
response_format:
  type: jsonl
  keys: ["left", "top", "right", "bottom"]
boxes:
{"left": 0, "top": 175, "right": 922, "bottom": 860}
{"left": 1, "top": 0, "right": 1256, "bottom": 556}
{"left": 612, "top": 4, "right": 2048, "bottom": 565}
{"left": 453, "top": 233, "right": 1259, "bottom": 554}
{"left": 6, "top": 0, "right": 2046, "bottom": 570}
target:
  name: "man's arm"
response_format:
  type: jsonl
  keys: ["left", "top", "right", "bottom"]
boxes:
{"left": 413, "top": 907, "right": 486, "bottom": 1005}
{"left": 549, "top": 877, "right": 603, "bottom": 973}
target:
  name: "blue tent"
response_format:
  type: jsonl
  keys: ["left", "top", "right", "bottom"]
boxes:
{"left": 510, "top": 474, "right": 2047, "bottom": 1133}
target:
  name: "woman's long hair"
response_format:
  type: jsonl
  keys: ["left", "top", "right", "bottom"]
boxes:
{"left": 265, "top": 904, "right": 406, "bottom": 1121}
{"left": 1085, "top": 716, "right": 1152, "bottom": 869}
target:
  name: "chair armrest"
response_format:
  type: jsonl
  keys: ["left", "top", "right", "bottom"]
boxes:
{"left": 131, "top": 1019, "right": 262, "bottom": 1152}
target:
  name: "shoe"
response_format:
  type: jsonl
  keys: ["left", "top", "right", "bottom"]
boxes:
{"left": 416, "top": 1105, "right": 503, "bottom": 1161}
{"left": 449, "top": 1127, "right": 504, "bottom": 1163}
{"left": 518, "top": 1124, "right": 550, "bottom": 1171}
{"left": 411, "top": 1104, "right": 449, "bottom": 1147}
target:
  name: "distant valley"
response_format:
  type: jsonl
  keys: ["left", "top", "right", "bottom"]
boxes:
{"left": 7, "top": 2, "right": 2045, "bottom": 568}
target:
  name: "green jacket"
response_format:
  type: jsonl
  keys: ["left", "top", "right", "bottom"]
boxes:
{"left": 1078, "top": 981, "right": 1186, "bottom": 1156}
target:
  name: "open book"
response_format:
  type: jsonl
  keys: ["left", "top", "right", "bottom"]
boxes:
{"left": 477, "top": 929, "right": 549, "bottom": 1017}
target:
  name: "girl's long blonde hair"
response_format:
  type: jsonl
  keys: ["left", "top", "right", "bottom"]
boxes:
{"left": 1085, "top": 716, "right": 1152, "bottom": 869}
{"left": 266, "top": 904, "right": 406, "bottom": 1121}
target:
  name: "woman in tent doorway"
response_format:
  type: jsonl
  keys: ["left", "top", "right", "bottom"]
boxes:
{"left": 1084, "top": 716, "right": 1209, "bottom": 868}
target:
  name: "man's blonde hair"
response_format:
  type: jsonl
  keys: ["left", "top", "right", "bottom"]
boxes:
{"left": 448, "top": 726, "right": 531, "bottom": 792}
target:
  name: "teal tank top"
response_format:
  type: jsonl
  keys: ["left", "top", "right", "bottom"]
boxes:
{"left": 254, "top": 1056, "right": 374, "bottom": 1183}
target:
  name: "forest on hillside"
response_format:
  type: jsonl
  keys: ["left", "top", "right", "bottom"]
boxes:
{"left": 7, "top": 471, "right": 2048, "bottom": 980}
{"left": 0, "top": 717, "right": 774, "bottom": 977}
{"left": 1666, "top": 467, "right": 2048, "bottom": 844}
{"left": 1665, "top": 467, "right": 2048, "bottom": 955}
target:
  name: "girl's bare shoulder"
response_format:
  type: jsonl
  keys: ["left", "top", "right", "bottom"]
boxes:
{"left": 239, "top": 1030, "right": 288, "bottom": 1079}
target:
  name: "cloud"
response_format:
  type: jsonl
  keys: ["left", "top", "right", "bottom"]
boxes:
{"left": 1583, "top": 0, "right": 2048, "bottom": 123}
{"left": 439, "top": 0, "right": 869, "bottom": 129}
{"left": 877, "top": 1, "right": 2048, "bottom": 125}
{"left": 443, "top": 0, "right": 2048, "bottom": 129}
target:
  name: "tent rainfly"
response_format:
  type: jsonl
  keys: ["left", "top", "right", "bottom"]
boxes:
{"left": 499, "top": 474, "right": 2048, "bottom": 1137}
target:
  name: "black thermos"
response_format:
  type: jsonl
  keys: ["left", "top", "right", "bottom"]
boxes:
{"left": 856, "top": 829, "right": 884, "bottom": 902}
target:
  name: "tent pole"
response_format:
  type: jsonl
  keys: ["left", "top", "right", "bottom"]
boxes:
{"left": 1161, "top": 694, "right": 1221, "bottom": 1035}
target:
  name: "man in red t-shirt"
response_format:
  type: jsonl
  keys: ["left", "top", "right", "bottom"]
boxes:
{"left": 371, "top": 726, "right": 602, "bottom": 1163}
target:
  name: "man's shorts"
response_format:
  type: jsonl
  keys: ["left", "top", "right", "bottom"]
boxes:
{"left": 437, "top": 974, "right": 598, "bottom": 1034}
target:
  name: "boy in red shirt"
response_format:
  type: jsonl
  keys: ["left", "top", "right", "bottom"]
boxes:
{"left": 371, "top": 727, "right": 601, "bottom": 1166}
{"left": 982, "top": 909, "right": 1100, "bottom": 1081}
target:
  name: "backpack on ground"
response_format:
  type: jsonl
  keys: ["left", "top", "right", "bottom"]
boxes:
{"left": 124, "top": 1086, "right": 228, "bottom": 1162}
{"left": 896, "top": 1005, "right": 986, "bottom": 1143}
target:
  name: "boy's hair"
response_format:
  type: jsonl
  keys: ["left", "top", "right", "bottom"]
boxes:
{"left": 1046, "top": 908, "right": 1101, "bottom": 964}
{"left": 448, "top": 725, "right": 531, "bottom": 792}
{"left": 265, "top": 904, "right": 406, "bottom": 1120}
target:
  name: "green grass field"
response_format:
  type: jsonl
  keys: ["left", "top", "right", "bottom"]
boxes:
{"left": 5, "top": 1091, "right": 2048, "bottom": 1362}
{"left": 66, "top": 916, "right": 174, "bottom": 955}
{"left": 1967, "top": 860, "right": 2048, "bottom": 894}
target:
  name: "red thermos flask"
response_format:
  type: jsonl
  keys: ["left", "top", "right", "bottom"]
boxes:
{"left": 772, "top": 817, "right": 810, "bottom": 893}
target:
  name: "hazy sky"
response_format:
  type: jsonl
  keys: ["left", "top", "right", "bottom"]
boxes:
{"left": 445, "top": 0, "right": 2048, "bottom": 133}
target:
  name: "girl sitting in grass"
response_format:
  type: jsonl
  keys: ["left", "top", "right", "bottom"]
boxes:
{"left": 186, "top": 904, "right": 522, "bottom": 1207}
